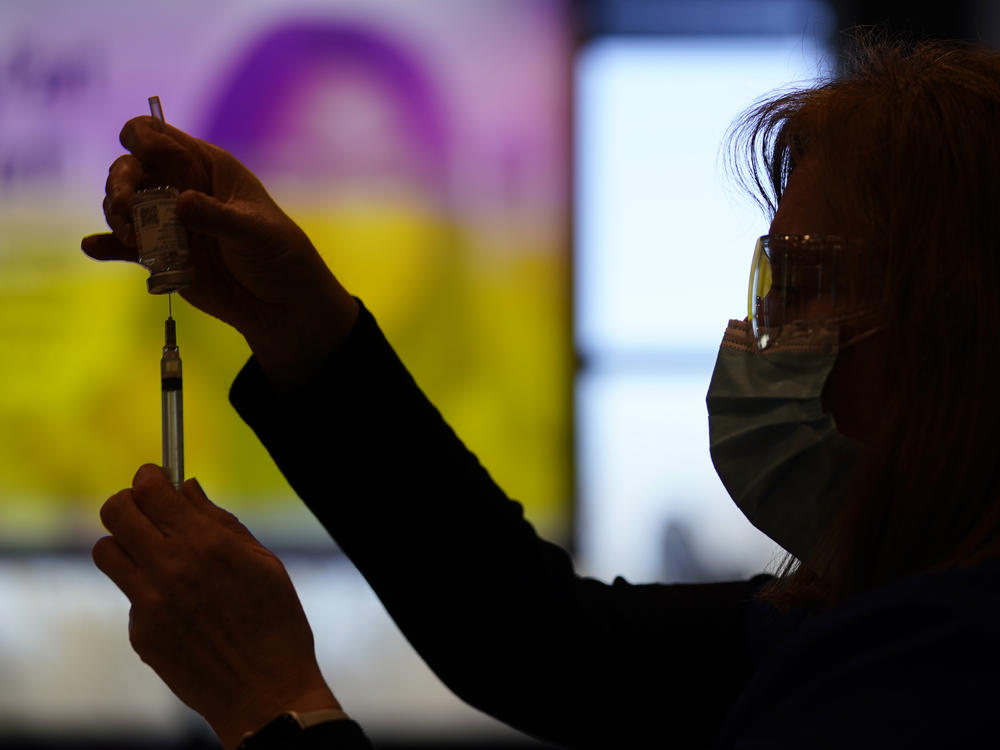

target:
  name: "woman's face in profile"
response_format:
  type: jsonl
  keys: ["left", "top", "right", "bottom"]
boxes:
{"left": 769, "top": 156, "right": 887, "bottom": 441}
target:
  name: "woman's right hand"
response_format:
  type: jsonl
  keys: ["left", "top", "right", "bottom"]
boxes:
{"left": 82, "top": 116, "right": 359, "bottom": 387}
{"left": 93, "top": 465, "right": 345, "bottom": 750}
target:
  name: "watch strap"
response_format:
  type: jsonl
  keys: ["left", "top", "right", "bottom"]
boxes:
{"left": 238, "top": 708, "right": 352, "bottom": 748}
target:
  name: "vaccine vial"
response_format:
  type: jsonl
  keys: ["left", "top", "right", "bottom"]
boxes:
{"left": 131, "top": 187, "right": 193, "bottom": 293}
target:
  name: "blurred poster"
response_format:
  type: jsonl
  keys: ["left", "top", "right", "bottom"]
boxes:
{"left": 0, "top": 0, "right": 572, "bottom": 548}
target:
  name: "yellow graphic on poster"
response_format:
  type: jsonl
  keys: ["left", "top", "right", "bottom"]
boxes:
{"left": 0, "top": 1, "right": 572, "bottom": 548}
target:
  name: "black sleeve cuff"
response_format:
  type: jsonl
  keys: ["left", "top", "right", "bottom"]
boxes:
{"left": 239, "top": 716, "right": 374, "bottom": 749}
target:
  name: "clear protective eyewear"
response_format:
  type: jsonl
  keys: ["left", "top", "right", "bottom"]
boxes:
{"left": 747, "top": 234, "right": 883, "bottom": 350}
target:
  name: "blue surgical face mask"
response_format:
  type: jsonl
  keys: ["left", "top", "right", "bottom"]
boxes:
{"left": 705, "top": 318, "right": 863, "bottom": 562}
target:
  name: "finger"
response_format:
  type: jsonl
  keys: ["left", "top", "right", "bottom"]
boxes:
{"left": 121, "top": 115, "right": 209, "bottom": 157}
{"left": 92, "top": 535, "right": 143, "bottom": 600}
{"left": 81, "top": 233, "right": 139, "bottom": 263}
{"left": 179, "top": 477, "right": 250, "bottom": 533}
{"left": 119, "top": 117, "right": 209, "bottom": 187}
{"left": 176, "top": 190, "right": 270, "bottom": 247}
{"left": 104, "top": 154, "right": 145, "bottom": 245}
{"left": 106, "top": 153, "right": 144, "bottom": 217}
{"left": 100, "top": 487, "right": 166, "bottom": 565}
{"left": 131, "top": 463, "right": 198, "bottom": 532}
{"left": 178, "top": 476, "right": 212, "bottom": 511}
{"left": 104, "top": 194, "right": 134, "bottom": 247}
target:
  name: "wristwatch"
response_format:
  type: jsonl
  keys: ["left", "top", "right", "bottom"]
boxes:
{"left": 238, "top": 708, "right": 350, "bottom": 749}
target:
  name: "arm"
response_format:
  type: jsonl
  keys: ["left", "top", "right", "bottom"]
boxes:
{"left": 231, "top": 302, "right": 770, "bottom": 749}
{"left": 86, "top": 119, "right": 766, "bottom": 748}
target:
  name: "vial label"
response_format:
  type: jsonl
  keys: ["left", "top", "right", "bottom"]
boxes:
{"left": 132, "top": 190, "right": 190, "bottom": 270}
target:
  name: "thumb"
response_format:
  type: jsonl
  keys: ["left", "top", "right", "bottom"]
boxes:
{"left": 82, "top": 232, "right": 139, "bottom": 263}
{"left": 180, "top": 477, "right": 254, "bottom": 534}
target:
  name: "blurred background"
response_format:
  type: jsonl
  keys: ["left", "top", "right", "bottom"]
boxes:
{"left": 0, "top": 0, "right": 994, "bottom": 747}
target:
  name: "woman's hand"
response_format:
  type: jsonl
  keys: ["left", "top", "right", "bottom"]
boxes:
{"left": 82, "top": 117, "right": 358, "bottom": 387}
{"left": 93, "top": 465, "right": 341, "bottom": 750}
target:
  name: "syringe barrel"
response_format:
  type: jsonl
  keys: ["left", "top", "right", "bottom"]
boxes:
{"left": 161, "top": 324, "right": 184, "bottom": 489}
{"left": 162, "top": 384, "right": 184, "bottom": 490}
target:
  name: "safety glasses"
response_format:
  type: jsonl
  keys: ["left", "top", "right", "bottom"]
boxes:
{"left": 748, "top": 234, "right": 883, "bottom": 350}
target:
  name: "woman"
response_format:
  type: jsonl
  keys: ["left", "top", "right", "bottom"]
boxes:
{"left": 728, "top": 35, "right": 1000, "bottom": 612}
{"left": 84, "top": 36, "right": 1000, "bottom": 749}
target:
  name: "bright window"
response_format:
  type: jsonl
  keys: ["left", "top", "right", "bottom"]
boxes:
{"left": 575, "top": 34, "right": 833, "bottom": 583}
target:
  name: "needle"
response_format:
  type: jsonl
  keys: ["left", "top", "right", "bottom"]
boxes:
{"left": 149, "top": 96, "right": 164, "bottom": 123}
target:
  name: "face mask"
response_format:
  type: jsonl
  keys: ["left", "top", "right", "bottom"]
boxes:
{"left": 705, "top": 318, "right": 862, "bottom": 562}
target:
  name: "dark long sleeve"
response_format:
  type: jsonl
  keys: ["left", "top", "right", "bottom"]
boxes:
{"left": 230, "top": 301, "right": 770, "bottom": 749}
{"left": 239, "top": 718, "right": 374, "bottom": 750}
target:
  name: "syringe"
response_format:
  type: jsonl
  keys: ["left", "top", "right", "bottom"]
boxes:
{"left": 146, "top": 95, "right": 184, "bottom": 489}
{"left": 161, "top": 300, "right": 184, "bottom": 490}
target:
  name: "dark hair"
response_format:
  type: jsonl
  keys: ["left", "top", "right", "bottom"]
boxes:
{"left": 729, "top": 30, "right": 1000, "bottom": 613}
